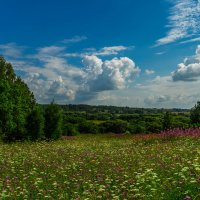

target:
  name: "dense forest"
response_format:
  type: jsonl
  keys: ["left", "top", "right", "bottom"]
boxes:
{"left": 58, "top": 104, "right": 191, "bottom": 136}
{"left": 0, "top": 56, "right": 200, "bottom": 142}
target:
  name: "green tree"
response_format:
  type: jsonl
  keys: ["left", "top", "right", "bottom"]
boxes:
{"left": 79, "top": 121, "right": 99, "bottom": 134}
{"left": 26, "top": 105, "right": 44, "bottom": 141}
{"left": 0, "top": 57, "right": 16, "bottom": 81}
{"left": 132, "top": 122, "right": 146, "bottom": 134}
{"left": 163, "top": 111, "right": 172, "bottom": 130}
{"left": 102, "top": 120, "right": 129, "bottom": 134}
{"left": 190, "top": 101, "right": 200, "bottom": 125}
{"left": 64, "top": 123, "right": 79, "bottom": 136}
{"left": 0, "top": 80, "right": 15, "bottom": 139}
{"left": 44, "top": 102, "right": 63, "bottom": 140}
{"left": 146, "top": 121, "right": 162, "bottom": 133}
{"left": 0, "top": 57, "right": 36, "bottom": 141}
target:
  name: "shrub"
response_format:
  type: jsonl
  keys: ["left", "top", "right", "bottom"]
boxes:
{"left": 64, "top": 123, "right": 79, "bottom": 136}
{"left": 132, "top": 124, "right": 146, "bottom": 134}
{"left": 78, "top": 121, "right": 99, "bottom": 134}
{"left": 102, "top": 120, "right": 129, "bottom": 134}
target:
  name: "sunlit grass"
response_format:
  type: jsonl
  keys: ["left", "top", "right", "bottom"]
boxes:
{"left": 0, "top": 134, "right": 200, "bottom": 199}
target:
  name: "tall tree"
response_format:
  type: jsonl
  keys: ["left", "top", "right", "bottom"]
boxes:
{"left": 0, "top": 80, "right": 15, "bottom": 138}
{"left": 163, "top": 111, "right": 172, "bottom": 130}
{"left": 0, "top": 57, "right": 16, "bottom": 81}
{"left": 0, "top": 57, "right": 36, "bottom": 141}
{"left": 44, "top": 101, "right": 63, "bottom": 140}
{"left": 26, "top": 105, "right": 44, "bottom": 141}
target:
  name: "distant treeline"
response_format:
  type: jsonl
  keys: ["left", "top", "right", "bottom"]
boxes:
{"left": 59, "top": 104, "right": 189, "bottom": 114}
{"left": 48, "top": 104, "right": 191, "bottom": 136}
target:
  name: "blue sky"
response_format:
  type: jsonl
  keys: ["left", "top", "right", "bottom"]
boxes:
{"left": 1, "top": 0, "right": 200, "bottom": 108}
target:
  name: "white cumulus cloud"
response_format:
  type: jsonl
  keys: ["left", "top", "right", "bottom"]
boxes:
{"left": 172, "top": 45, "right": 200, "bottom": 81}
{"left": 82, "top": 56, "right": 141, "bottom": 92}
{"left": 0, "top": 41, "right": 140, "bottom": 104}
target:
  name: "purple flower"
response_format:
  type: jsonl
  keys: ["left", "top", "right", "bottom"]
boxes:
{"left": 184, "top": 195, "right": 191, "bottom": 200}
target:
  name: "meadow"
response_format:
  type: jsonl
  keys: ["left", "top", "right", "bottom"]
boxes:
{"left": 0, "top": 131, "right": 200, "bottom": 200}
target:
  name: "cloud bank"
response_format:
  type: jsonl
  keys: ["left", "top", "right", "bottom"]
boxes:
{"left": 0, "top": 43, "right": 140, "bottom": 104}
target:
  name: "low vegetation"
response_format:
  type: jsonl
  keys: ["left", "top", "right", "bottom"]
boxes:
{"left": 0, "top": 133, "right": 200, "bottom": 199}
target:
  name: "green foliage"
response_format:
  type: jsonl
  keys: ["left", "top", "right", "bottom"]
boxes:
{"left": 163, "top": 111, "right": 172, "bottom": 130}
{"left": 65, "top": 115, "right": 85, "bottom": 124}
{"left": 0, "top": 57, "right": 36, "bottom": 141}
{"left": 26, "top": 105, "right": 44, "bottom": 141}
{"left": 172, "top": 115, "right": 190, "bottom": 129}
{"left": 132, "top": 122, "right": 146, "bottom": 134}
{"left": 64, "top": 123, "right": 79, "bottom": 136}
{"left": 0, "top": 57, "right": 16, "bottom": 81}
{"left": 102, "top": 120, "right": 129, "bottom": 134}
{"left": 44, "top": 102, "right": 63, "bottom": 140}
{"left": 146, "top": 121, "right": 162, "bottom": 133}
{"left": 190, "top": 101, "right": 200, "bottom": 125}
{"left": 0, "top": 80, "right": 15, "bottom": 138}
{"left": 61, "top": 107, "right": 191, "bottom": 135}
{"left": 49, "top": 104, "right": 192, "bottom": 135}
{"left": 79, "top": 121, "right": 99, "bottom": 134}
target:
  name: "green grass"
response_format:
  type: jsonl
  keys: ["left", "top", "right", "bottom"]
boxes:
{"left": 0, "top": 134, "right": 200, "bottom": 199}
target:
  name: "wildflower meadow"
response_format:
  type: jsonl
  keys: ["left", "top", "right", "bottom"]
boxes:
{"left": 0, "top": 130, "right": 200, "bottom": 199}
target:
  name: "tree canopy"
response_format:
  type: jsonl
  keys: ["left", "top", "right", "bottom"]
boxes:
{"left": 44, "top": 101, "right": 63, "bottom": 140}
{"left": 190, "top": 101, "right": 200, "bottom": 125}
{"left": 0, "top": 57, "right": 36, "bottom": 141}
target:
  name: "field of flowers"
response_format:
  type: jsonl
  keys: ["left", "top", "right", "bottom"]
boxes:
{"left": 0, "top": 130, "right": 200, "bottom": 200}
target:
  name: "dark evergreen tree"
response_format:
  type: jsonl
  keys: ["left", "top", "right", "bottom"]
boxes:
{"left": 44, "top": 102, "right": 63, "bottom": 140}
{"left": 163, "top": 111, "right": 172, "bottom": 130}
{"left": 26, "top": 105, "right": 44, "bottom": 141}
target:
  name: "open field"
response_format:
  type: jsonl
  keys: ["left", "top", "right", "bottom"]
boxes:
{"left": 0, "top": 134, "right": 200, "bottom": 200}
